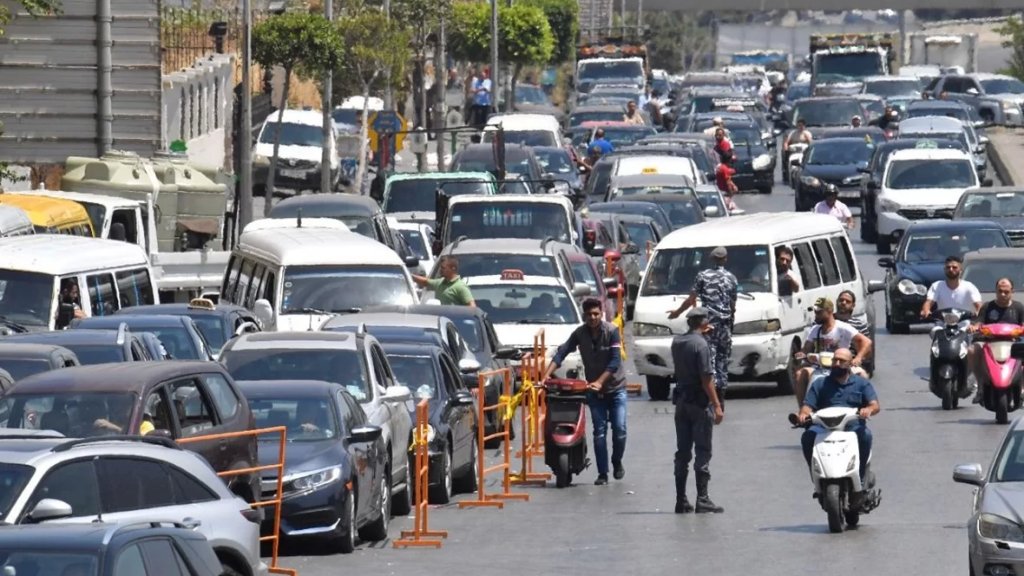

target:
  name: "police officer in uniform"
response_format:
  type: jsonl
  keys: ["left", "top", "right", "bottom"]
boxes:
{"left": 670, "top": 307, "right": 725, "bottom": 513}
{"left": 667, "top": 246, "right": 738, "bottom": 407}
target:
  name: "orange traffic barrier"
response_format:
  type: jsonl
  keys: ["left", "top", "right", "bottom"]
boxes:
{"left": 458, "top": 367, "right": 530, "bottom": 508}
{"left": 178, "top": 427, "right": 296, "bottom": 576}
{"left": 605, "top": 254, "right": 642, "bottom": 396}
{"left": 394, "top": 399, "right": 448, "bottom": 548}
{"left": 512, "top": 330, "right": 551, "bottom": 486}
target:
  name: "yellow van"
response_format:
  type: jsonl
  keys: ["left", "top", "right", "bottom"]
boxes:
{"left": 0, "top": 194, "right": 95, "bottom": 237}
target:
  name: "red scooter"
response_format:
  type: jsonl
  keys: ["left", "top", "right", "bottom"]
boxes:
{"left": 976, "top": 323, "right": 1024, "bottom": 424}
{"left": 543, "top": 378, "right": 590, "bottom": 488}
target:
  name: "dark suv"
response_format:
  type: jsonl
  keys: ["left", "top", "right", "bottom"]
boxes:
{"left": 0, "top": 361, "right": 260, "bottom": 502}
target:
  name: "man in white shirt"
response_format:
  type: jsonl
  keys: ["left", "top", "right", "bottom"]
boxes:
{"left": 791, "top": 297, "right": 873, "bottom": 405}
{"left": 813, "top": 186, "right": 854, "bottom": 229}
{"left": 919, "top": 255, "right": 983, "bottom": 319}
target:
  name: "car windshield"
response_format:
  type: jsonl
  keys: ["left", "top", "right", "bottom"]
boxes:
{"left": 0, "top": 552, "right": 98, "bottom": 576}
{"left": 63, "top": 345, "right": 127, "bottom": 365}
{"left": 992, "top": 430, "right": 1024, "bottom": 481}
{"left": 568, "top": 260, "right": 598, "bottom": 293}
{"left": 724, "top": 126, "right": 760, "bottom": 145}
{"left": 578, "top": 61, "right": 644, "bottom": 83}
{"left": 398, "top": 229, "right": 429, "bottom": 260}
{"left": 602, "top": 127, "right": 657, "bottom": 146}
{"left": 487, "top": 130, "right": 556, "bottom": 147}
{"left": 515, "top": 85, "right": 549, "bottom": 104}
{"left": 902, "top": 230, "right": 1008, "bottom": 263}
{"left": 450, "top": 318, "right": 483, "bottom": 352}
{"left": 448, "top": 202, "right": 569, "bottom": 243}
{"left": 187, "top": 315, "right": 228, "bottom": 354}
{"left": 384, "top": 179, "right": 492, "bottom": 213}
{"left": 641, "top": 245, "right": 772, "bottom": 296}
{"left": 656, "top": 200, "right": 704, "bottom": 228}
{"left": 0, "top": 359, "right": 52, "bottom": 381}
{"left": 0, "top": 463, "right": 32, "bottom": 519}
{"left": 453, "top": 151, "right": 535, "bottom": 177}
{"left": 981, "top": 78, "right": 1024, "bottom": 94}
{"left": 259, "top": 121, "right": 321, "bottom": 147}
{"left": 281, "top": 265, "right": 413, "bottom": 314}
{"left": 387, "top": 354, "right": 440, "bottom": 399}
{"left": 964, "top": 260, "right": 1024, "bottom": 292}
{"left": 532, "top": 149, "right": 575, "bottom": 175}
{"left": 224, "top": 349, "right": 368, "bottom": 400}
{"left": 123, "top": 325, "right": 199, "bottom": 360}
{"left": 793, "top": 100, "right": 863, "bottom": 126}
{"left": 617, "top": 186, "right": 694, "bottom": 198}
{"left": 569, "top": 111, "right": 624, "bottom": 126}
{"left": 959, "top": 192, "right": 1024, "bottom": 218}
{"left": 451, "top": 254, "right": 558, "bottom": 279}
{"left": 1, "top": 392, "right": 136, "bottom": 437}
{"left": 901, "top": 130, "right": 969, "bottom": 149}
{"left": 270, "top": 205, "right": 377, "bottom": 239}
{"left": 0, "top": 270, "right": 53, "bottom": 328}
{"left": 250, "top": 397, "right": 339, "bottom": 441}
{"left": 471, "top": 284, "right": 580, "bottom": 325}
{"left": 907, "top": 107, "right": 969, "bottom": 122}
{"left": 814, "top": 52, "right": 884, "bottom": 81}
{"left": 863, "top": 79, "right": 919, "bottom": 97}
{"left": 885, "top": 159, "right": 976, "bottom": 189}
{"left": 807, "top": 141, "right": 874, "bottom": 165}
{"left": 621, "top": 221, "right": 657, "bottom": 250}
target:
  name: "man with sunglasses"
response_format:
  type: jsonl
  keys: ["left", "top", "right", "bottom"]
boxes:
{"left": 919, "top": 256, "right": 982, "bottom": 320}
{"left": 792, "top": 297, "right": 873, "bottom": 406}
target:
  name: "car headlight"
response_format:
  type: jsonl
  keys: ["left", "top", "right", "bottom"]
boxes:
{"left": 287, "top": 465, "right": 342, "bottom": 492}
{"left": 633, "top": 322, "right": 672, "bottom": 337}
{"left": 843, "top": 175, "right": 861, "bottom": 185}
{"left": 897, "top": 279, "right": 927, "bottom": 296}
{"left": 800, "top": 175, "right": 821, "bottom": 187}
{"left": 732, "top": 319, "right": 782, "bottom": 335}
{"left": 752, "top": 154, "right": 772, "bottom": 171}
{"left": 877, "top": 197, "right": 900, "bottom": 213}
{"left": 978, "top": 513, "right": 1024, "bottom": 543}
{"left": 424, "top": 424, "right": 437, "bottom": 443}
{"left": 1002, "top": 100, "right": 1018, "bottom": 112}
{"left": 254, "top": 154, "right": 270, "bottom": 166}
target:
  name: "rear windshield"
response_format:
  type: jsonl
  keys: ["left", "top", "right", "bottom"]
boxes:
{"left": 224, "top": 349, "right": 369, "bottom": 401}
{"left": 448, "top": 202, "right": 570, "bottom": 244}
{"left": 384, "top": 179, "right": 493, "bottom": 213}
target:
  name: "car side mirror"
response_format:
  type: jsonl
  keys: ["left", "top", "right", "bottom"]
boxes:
{"left": 147, "top": 428, "right": 174, "bottom": 440}
{"left": 404, "top": 255, "right": 420, "bottom": 268}
{"left": 952, "top": 463, "right": 985, "bottom": 486}
{"left": 26, "top": 498, "right": 73, "bottom": 523}
{"left": 253, "top": 299, "right": 275, "bottom": 331}
{"left": 877, "top": 256, "right": 895, "bottom": 268}
{"left": 704, "top": 205, "right": 720, "bottom": 217}
{"left": 235, "top": 321, "right": 260, "bottom": 336}
{"left": 571, "top": 282, "right": 592, "bottom": 297}
{"left": 602, "top": 276, "right": 620, "bottom": 290}
{"left": 452, "top": 390, "right": 475, "bottom": 407}
{"left": 867, "top": 280, "right": 886, "bottom": 294}
{"left": 857, "top": 166, "right": 871, "bottom": 174}
{"left": 588, "top": 244, "right": 606, "bottom": 258}
{"left": 348, "top": 424, "right": 383, "bottom": 444}
{"left": 979, "top": 135, "right": 990, "bottom": 146}
{"left": 495, "top": 346, "right": 521, "bottom": 360}
{"left": 982, "top": 178, "right": 994, "bottom": 188}
{"left": 382, "top": 385, "right": 411, "bottom": 403}
{"left": 458, "top": 357, "right": 481, "bottom": 374}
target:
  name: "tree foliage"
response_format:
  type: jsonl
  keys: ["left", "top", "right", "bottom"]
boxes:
{"left": 996, "top": 17, "right": 1024, "bottom": 81}
{"left": 450, "top": 2, "right": 553, "bottom": 69}
{"left": 520, "top": 0, "right": 576, "bottom": 64}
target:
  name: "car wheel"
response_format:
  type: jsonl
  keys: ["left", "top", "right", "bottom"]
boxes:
{"left": 217, "top": 559, "right": 245, "bottom": 576}
{"left": 885, "top": 307, "right": 909, "bottom": 335}
{"left": 358, "top": 471, "right": 390, "bottom": 541}
{"left": 391, "top": 460, "right": 412, "bottom": 516}
{"left": 335, "top": 488, "right": 357, "bottom": 554}
{"left": 429, "top": 448, "right": 454, "bottom": 504}
{"left": 453, "top": 437, "right": 479, "bottom": 494}
{"left": 646, "top": 376, "right": 671, "bottom": 401}
{"left": 776, "top": 340, "right": 799, "bottom": 395}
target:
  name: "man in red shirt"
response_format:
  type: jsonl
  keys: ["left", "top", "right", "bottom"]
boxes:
{"left": 715, "top": 153, "right": 738, "bottom": 211}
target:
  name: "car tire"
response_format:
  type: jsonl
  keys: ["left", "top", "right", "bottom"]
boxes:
{"left": 757, "top": 185, "right": 772, "bottom": 195}
{"left": 860, "top": 215, "right": 877, "bottom": 242}
{"left": 429, "top": 448, "right": 454, "bottom": 504}
{"left": 646, "top": 376, "right": 671, "bottom": 401}
{"left": 776, "top": 340, "right": 799, "bottom": 396}
{"left": 391, "top": 460, "right": 412, "bottom": 516}
{"left": 358, "top": 472, "right": 390, "bottom": 542}
{"left": 453, "top": 437, "right": 479, "bottom": 494}
{"left": 875, "top": 234, "right": 891, "bottom": 255}
{"left": 885, "top": 310, "right": 909, "bottom": 335}
{"left": 217, "top": 560, "right": 245, "bottom": 576}
{"left": 336, "top": 489, "right": 357, "bottom": 554}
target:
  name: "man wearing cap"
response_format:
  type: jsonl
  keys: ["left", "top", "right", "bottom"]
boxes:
{"left": 793, "top": 297, "right": 873, "bottom": 406}
{"left": 670, "top": 307, "right": 725, "bottom": 514}
{"left": 851, "top": 115, "right": 863, "bottom": 128}
{"left": 813, "top": 185, "right": 854, "bottom": 229}
{"left": 667, "top": 246, "right": 738, "bottom": 401}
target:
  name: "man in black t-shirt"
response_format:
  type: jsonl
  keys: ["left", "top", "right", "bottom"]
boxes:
{"left": 969, "top": 278, "right": 1024, "bottom": 402}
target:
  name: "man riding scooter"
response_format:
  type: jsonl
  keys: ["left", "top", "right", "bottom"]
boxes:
{"left": 968, "top": 278, "right": 1024, "bottom": 403}
{"left": 792, "top": 298, "right": 873, "bottom": 406}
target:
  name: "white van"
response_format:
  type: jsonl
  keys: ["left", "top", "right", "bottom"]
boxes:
{"left": 0, "top": 205, "right": 34, "bottom": 237}
{"left": 631, "top": 213, "right": 883, "bottom": 399}
{"left": 15, "top": 189, "right": 149, "bottom": 250}
{"left": 221, "top": 225, "right": 417, "bottom": 332}
{"left": 0, "top": 235, "right": 158, "bottom": 331}
{"left": 253, "top": 109, "right": 340, "bottom": 193}
{"left": 481, "top": 113, "right": 562, "bottom": 148}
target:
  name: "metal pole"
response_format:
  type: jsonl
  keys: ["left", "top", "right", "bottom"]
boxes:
{"left": 97, "top": 0, "right": 112, "bottom": 155}
{"left": 321, "top": 0, "right": 334, "bottom": 194}
{"left": 238, "top": 0, "right": 253, "bottom": 231}
{"left": 898, "top": 10, "right": 907, "bottom": 67}
{"left": 383, "top": 0, "right": 393, "bottom": 111}
{"left": 435, "top": 14, "right": 447, "bottom": 171}
{"left": 490, "top": 0, "right": 498, "bottom": 116}
{"left": 637, "top": 0, "right": 642, "bottom": 31}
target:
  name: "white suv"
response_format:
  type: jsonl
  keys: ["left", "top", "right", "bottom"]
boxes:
{"left": 873, "top": 147, "right": 980, "bottom": 254}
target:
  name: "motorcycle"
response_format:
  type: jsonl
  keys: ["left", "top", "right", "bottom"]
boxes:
{"left": 975, "top": 323, "right": 1024, "bottom": 424}
{"left": 784, "top": 142, "right": 808, "bottom": 184}
{"left": 543, "top": 378, "right": 590, "bottom": 488}
{"left": 793, "top": 406, "right": 881, "bottom": 533}
{"left": 929, "top": 309, "right": 973, "bottom": 410}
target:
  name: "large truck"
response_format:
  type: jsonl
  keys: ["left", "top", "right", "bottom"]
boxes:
{"left": 906, "top": 32, "right": 978, "bottom": 74}
{"left": 574, "top": 28, "right": 650, "bottom": 95}
{"left": 809, "top": 32, "right": 899, "bottom": 96}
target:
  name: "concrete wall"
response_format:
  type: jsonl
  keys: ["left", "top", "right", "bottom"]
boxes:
{"left": 161, "top": 54, "right": 235, "bottom": 170}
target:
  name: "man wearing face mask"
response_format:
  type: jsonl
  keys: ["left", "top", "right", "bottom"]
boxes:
{"left": 794, "top": 348, "right": 880, "bottom": 507}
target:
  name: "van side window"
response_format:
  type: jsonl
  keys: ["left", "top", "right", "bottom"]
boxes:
{"left": 115, "top": 268, "right": 155, "bottom": 308}
{"left": 249, "top": 265, "right": 266, "bottom": 309}
{"left": 791, "top": 243, "right": 822, "bottom": 289}
{"left": 110, "top": 208, "right": 138, "bottom": 244}
{"left": 223, "top": 256, "right": 242, "bottom": 302}
{"left": 830, "top": 236, "right": 857, "bottom": 282}
{"left": 86, "top": 273, "right": 118, "bottom": 316}
{"left": 262, "top": 271, "right": 277, "bottom": 306}
{"left": 811, "top": 239, "right": 841, "bottom": 286}
{"left": 236, "top": 260, "right": 255, "bottom": 305}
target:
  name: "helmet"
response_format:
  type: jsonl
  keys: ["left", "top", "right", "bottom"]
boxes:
{"left": 825, "top": 184, "right": 839, "bottom": 196}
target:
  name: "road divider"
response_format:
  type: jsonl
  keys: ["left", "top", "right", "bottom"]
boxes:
{"left": 513, "top": 330, "right": 552, "bottom": 486}
{"left": 394, "top": 399, "right": 448, "bottom": 549}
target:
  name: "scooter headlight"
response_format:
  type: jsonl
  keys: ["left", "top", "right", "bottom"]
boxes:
{"left": 847, "top": 454, "right": 857, "bottom": 473}
{"left": 979, "top": 514, "right": 1024, "bottom": 543}
{"left": 931, "top": 342, "right": 941, "bottom": 358}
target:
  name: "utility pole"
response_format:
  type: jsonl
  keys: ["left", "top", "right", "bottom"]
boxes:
{"left": 321, "top": 0, "right": 334, "bottom": 194}
{"left": 383, "top": 0, "right": 393, "bottom": 111}
{"left": 636, "top": 0, "right": 642, "bottom": 30}
{"left": 238, "top": 0, "right": 254, "bottom": 232}
{"left": 490, "top": 0, "right": 498, "bottom": 116}
{"left": 435, "top": 14, "right": 447, "bottom": 171}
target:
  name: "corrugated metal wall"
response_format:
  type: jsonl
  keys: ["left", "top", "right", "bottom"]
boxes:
{"left": 0, "top": 0, "right": 161, "bottom": 163}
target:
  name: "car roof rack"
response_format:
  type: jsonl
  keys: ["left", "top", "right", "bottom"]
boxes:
{"left": 50, "top": 435, "right": 181, "bottom": 453}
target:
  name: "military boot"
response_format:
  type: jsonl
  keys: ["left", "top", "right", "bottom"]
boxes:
{"left": 695, "top": 472, "right": 724, "bottom": 514}
{"left": 675, "top": 470, "right": 693, "bottom": 513}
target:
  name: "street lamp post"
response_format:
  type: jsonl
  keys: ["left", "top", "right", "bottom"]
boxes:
{"left": 238, "top": 0, "right": 253, "bottom": 234}
{"left": 490, "top": 0, "right": 498, "bottom": 114}
{"left": 321, "top": 0, "right": 334, "bottom": 194}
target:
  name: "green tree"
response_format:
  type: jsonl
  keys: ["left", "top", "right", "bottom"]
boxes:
{"left": 996, "top": 17, "right": 1024, "bottom": 80}
{"left": 520, "top": 0, "right": 576, "bottom": 64}
{"left": 252, "top": 11, "right": 343, "bottom": 215}
{"left": 336, "top": 10, "right": 410, "bottom": 192}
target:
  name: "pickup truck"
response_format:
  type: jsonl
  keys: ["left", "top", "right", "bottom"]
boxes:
{"left": 924, "top": 73, "right": 1024, "bottom": 126}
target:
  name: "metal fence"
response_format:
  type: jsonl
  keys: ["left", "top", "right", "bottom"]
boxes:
{"left": 161, "top": 6, "right": 269, "bottom": 93}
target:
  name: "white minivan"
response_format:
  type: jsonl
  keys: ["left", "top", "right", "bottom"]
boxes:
{"left": 220, "top": 224, "right": 417, "bottom": 331}
{"left": 631, "top": 213, "right": 883, "bottom": 399}
{"left": 481, "top": 113, "right": 562, "bottom": 148}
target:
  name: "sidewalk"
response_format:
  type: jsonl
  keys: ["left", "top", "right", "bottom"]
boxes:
{"left": 987, "top": 127, "right": 1024, "bottom": 186}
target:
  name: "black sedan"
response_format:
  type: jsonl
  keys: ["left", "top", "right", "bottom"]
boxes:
{"left": 382, "top": 343, "right": 478, "bottom": 504}
{"left": 71, "top": 315, "right": 214, "bottom": 361}
{"left": 239, "top": 379, "right": 387, "bottom": 553}
{"left": 877, "top": 220, "right": 1011, "bottom": 334}
{"left": 792, "top": 137, "right": 876, "bottom": 210}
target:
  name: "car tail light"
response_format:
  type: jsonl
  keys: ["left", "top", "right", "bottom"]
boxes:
{"left": 240, "top": 507, "right": 263, "bottom": 524}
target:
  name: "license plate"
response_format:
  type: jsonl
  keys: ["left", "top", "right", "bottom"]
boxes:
{"left": 280, "top": 169, "right": 305, "bottom": 179}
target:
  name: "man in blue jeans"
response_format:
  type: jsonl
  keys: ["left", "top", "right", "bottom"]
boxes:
{"left": 545, "top": 297, "right": 627, "bottom": 485}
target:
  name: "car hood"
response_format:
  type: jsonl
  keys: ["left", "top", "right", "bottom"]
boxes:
{"left": 802, "top": 164, "right": 863, "bottom": 181}
{"left": 894, "top": 262, "right": 945, "bottom": 285}
{"left": 275, "top": 313, "right": 337, "bottom": 332}
{"left": 881, "top": 187, "right": 975, "bottom": 207}
{"left": 259, "top": 438, "right": 345, "bottom": 477}
{"left": 493, "top": 323, "right": 576, "bottom": 351}
{"left": 980, "top": 482, "right": 1024, "bottom": 524}
{"left": 634, "top": 292, "right": 779, "bottom": 335}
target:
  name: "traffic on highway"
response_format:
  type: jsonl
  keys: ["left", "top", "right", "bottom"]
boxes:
{"left": 3, "top": 13, "right": 1024, "bottom": 576}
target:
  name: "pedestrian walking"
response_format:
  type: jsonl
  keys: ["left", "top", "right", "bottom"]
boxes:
{"left": 667, "top": 246, "right": 738, "bottom": 406}
{"left": 411, "top": 256, "right": 475, "bottom": 306}
{"left": 671, "top": 307, "right": 725, "bottom": 514}
{"left": 470, "top": 68, "right": 493, "bottom": 128}
{"left": 544, "top": 297, "right": 627, "bottom": 485}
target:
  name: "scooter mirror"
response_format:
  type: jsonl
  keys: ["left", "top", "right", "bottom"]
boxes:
{"left": 1011, "top": 342, "right": 1024, "bottom": 360}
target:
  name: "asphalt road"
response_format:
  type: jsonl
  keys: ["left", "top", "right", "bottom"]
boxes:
{"left": 269, "top": 169, "right": 1006, "bottom": 576}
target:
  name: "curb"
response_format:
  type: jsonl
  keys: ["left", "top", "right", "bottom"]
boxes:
{"left": 988, "top": 132, "right": 1017, "bottom": 187}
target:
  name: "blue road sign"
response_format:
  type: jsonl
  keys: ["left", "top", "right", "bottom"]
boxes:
{"left": 372, "top": 111, "right": 402, "bottom": 133}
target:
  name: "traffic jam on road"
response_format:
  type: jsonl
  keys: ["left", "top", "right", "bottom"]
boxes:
{"left": 5, "top": 21, "right": 1024, "bottom": 576}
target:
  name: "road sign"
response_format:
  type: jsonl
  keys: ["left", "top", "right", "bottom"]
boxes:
{"left": 368, "top": 111, "right": 407, "bottom": 153}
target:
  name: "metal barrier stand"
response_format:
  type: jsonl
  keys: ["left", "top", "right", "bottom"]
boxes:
{"left": 178, "top": 427, "right": 297, "bottom": 576}
{"left": 459, "top": 368, "right": 529, "bottom": 508}
{"left": 604, "top": 254, "right": 642, "bottom": 396}
{"left": 512, "top": 330, "right": 551, "bottom": 486}
{"left": 394, "top": 399, "right": 448, "bottom": 548}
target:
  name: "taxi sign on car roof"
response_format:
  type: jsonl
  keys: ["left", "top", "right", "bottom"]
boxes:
{"left": 500, "top": 269, "right": 525, "bottom": 281}
{"left": 641, "top": 167, "right": 659, "bottom": 174}
{"left": 915, "top": 139, "right": 938, "bottom": 149}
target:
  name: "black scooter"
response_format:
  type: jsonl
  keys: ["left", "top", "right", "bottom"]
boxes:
{"left": 929, "top": 308, "right": 973, "bottom": 410}
{"left": 543, "top": 378, "right": 590, "bottom": 488}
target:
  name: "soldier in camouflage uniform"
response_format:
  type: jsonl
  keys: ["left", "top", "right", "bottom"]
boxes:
{"left": 668, "top": 246, "right": 738, "bottom": 406}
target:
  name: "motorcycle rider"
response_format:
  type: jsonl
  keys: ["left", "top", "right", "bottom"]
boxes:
{"left": 795, "top": 347, "right": 880, "bottom": 506}
{"left": 793, "top": 297, "right": 873, "bottom": 406}
{"left": 919, "top": 256, "right": 983, "bottom": 320}
{"left": 968, "top": 278, "right": 1024, "bottom": 403}
{"left": 783, "top": 118, "right": 813, "bottom": 151}
{"left": 870, "top": 105, "right": 899, "bottom": 131}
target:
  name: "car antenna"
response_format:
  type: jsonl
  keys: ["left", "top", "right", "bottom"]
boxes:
{"left": 297, "top": 208, "right": 302, "bottom": 228}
